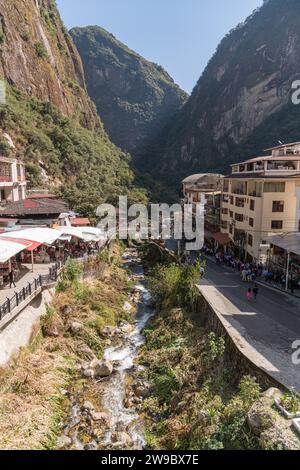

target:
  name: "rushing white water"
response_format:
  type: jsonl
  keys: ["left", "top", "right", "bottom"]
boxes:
{"left": 99, "top": 254, "right": 154, "bottom": 449}
{"left": 60, "top": 250, "right": 153, "bottom": 450}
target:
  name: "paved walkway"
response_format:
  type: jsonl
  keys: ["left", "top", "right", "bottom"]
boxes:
{"left": 0, "top": 263, "right": 53, "bottom": 305}
{"left": 199, "top": 259, "right": 300, "bottom": 392}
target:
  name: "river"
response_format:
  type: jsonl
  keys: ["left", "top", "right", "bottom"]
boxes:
{"left": 59, "top": 248, "right": 154, "bottom": 450}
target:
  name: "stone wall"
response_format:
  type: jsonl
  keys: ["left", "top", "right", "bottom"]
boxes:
{"left": 196, "top": 291, "right": 286, "bottom": 392}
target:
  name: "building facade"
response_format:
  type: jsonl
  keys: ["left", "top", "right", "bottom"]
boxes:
{"left": 221, "top": 142, "right": 300, "bottom": 263}
{"left": 0, "top": 157, "right": 26, "bottom": 203}
{"left": 182, "top": 173, "right": 224, "bottom": 235}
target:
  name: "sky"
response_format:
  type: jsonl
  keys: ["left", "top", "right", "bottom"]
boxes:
{"left": 57, "top": 0, "right": 263, "bottom": 93}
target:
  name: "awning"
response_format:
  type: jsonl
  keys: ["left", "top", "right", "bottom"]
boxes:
{"left": 0, "top": 227, "right": 61, "bottom": 245}
{"left": 267, "top": 233, "right": 300, "bottom": 257}
{"left": 57, "top": 227, "right": 106, "bottom": 243}
{"left": 212, "top": 232, "right": 231, "bottom": 245}
{"left": 0, "top": 239, "right": 32, "bottom": 263}
{"left": 0, "top": 236, "right": 41, "bottom": 252}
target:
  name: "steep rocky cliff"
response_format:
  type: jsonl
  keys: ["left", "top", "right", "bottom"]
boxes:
{"left": 0, "top": 0, "right": 99, "bottom": 128}
{"left": 0, "top": 0, "right": 145, "bottom": 214}
{"left": 157, "top": 0, "right": 300, "bottom": 187}
{"left": 70, "top": 26, "right": 188, "bottom": 162}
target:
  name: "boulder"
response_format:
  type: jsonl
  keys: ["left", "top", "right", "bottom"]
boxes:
{"left": 90, "top": 411, "right": 111, "bottom": 426}
{"left": 57, "top": 435, "right": 72, "bottom": 449}
{"left": 82, "top": 401, "right": 94, "bottom": 411}
{"left": 111, "top": 431, "right": 132, "bottom": 446}
{"left": 69, "top": 322, "right": 84, "bottom": 334}
{"left": 90, "top": 359, "right": 113, "bottom": 378}
{"left": 82, "top": 368, "right": 94, "bottom": 379}
{"left": 133, "top": 381, "right": 151, "bottom": 398}
{"left": 119, "top": 323, "right": 134, "bottom": 334}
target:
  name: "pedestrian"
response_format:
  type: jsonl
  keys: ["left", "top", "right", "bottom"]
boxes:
{"left": 246, "top": 288, "right": 253, "bottom": 301}
{"left": 253, "top": 284, "right": 259, "bottom": 301}
{"left": 9, "top": 269, "right": 16, "bottom": 288}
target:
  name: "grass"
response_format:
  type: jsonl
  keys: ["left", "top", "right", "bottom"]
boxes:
{"left": 0, "top": 243, "right": 135, "bottom": 449}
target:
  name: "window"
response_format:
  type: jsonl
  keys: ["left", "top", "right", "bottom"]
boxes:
{"left": 221, "top": 208, "right": 228, "bottom": 215}
{"left": 249, "top": 218, "right": 254, "bottom": 227}
{"left": 235, "top": 197, "right": 245, "bottom": 208}
{"left": 250, "top": 200, "right": 255, "bottom": 211}
{"left": 272, "top": 201, "right": 284, "bottom": 212}
{"left": 230, "top": 196, "right": 234, "bottom": 205}
{"left": 230, "top": 211, "right": 233, "bottom": 218}
{"left": 235, "top": 213, "right": 244, "bottom": 222}
{"left": 221, "top": 221, "right": 228, "bottom": 230}
{"left": 248, "top": 234, "right": 253, "bottom": 246}
{"left": 271, "top": 220, "right": 283, "bottom": 230}
{"left": 264, "top": 182, "right": 286, "bottom": 193}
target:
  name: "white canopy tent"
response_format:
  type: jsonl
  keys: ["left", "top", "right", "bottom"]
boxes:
{"left": 0, "top": 239, "right": 32, "bottom": 264}
{"left": 0, "top": 227, "right": 61, "bottom": 246}
{"left": 57, "top": 226, "right": 107, "bottom": 243}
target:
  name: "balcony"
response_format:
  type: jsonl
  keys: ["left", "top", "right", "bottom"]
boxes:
{"left": 0, "top": 176, "right": 12, "bottom": 183}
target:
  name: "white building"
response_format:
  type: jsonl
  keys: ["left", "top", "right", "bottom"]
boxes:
{"left": 0, "top": 156, "right": 26, "bottom": 203}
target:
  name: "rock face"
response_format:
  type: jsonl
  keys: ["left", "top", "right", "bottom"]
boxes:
{"left": 155, "top": 0, "right": 300, "bottom": 187}
{"left": 0, "top": 1, "right": 139, "bottom": 215}
{"left": 0, "top": 0, "right": 98, "bottom": 128}
{"left": 70, "top": 26, "right": 188, "bottom": 162}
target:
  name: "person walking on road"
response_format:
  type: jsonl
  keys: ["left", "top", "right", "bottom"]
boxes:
{"left": 246, "top": 287, "right": 253, "bottom": 302}
{"left": 9, "top": 269, "right": 16, "bottom": 289}
{"left": 253, "top": 284, "right": 259, "bottom": 301}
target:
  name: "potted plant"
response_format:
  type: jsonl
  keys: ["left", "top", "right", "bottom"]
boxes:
{"left": 275, "top": 391, "right": 300, "bottom": 419}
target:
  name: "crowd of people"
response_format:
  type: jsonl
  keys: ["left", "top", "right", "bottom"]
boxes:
{"left": 201, "top": 245, "right": 299, "bottom": 296}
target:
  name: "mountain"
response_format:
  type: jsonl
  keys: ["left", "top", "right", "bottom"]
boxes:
{"left": 155, "top": 0, "right": 300, "bottom": 187}
{"left": 70, "top": 26, "right": 188, "bottom": 165}
{"left": 0, "top": 0, "right": 146, "bottom": 215}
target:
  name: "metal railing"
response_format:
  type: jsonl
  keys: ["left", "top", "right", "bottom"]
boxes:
{"left": 0, "top": 260, "right": 64, "bottom": 322}
{"left": 0, "top": 240, "right": 113, "bottom": 323}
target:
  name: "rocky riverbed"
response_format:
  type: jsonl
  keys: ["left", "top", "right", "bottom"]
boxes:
{"left": 58, "top": 249, "right": 154, "bottom": 450}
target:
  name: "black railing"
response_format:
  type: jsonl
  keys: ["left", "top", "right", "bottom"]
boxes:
{"left": 0, "top": 261, "right": 65, "bottom": 322}
{"left": 0, "top": 243, "right": 112, "bottom": 323}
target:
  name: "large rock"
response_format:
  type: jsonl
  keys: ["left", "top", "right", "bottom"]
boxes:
{"left": 90, "top": 359, "right": 113, "bottom": 378}
{"left": 247, "top": 388, "right": 281, "bottom": 436}
{"left": 90, "top": 411, "right": 111, "bottom": 426}
{"left": 133, "top": 382, "right": 151, "bottom": 399}
{"left": 57, "top": 435, "right": 72, "bottom": 449}
{"left": 111, "top": 431, "right": 132, "bottom": 446}
{"left": 69, "top": 322, "right": 84, "bottom": 334}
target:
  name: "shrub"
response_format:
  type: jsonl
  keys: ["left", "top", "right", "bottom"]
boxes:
{"left": 34, "top": 41, "right": 49, "bottom": 59}
{"left": 0, "top": 138, "right": 11, "bottom": 157}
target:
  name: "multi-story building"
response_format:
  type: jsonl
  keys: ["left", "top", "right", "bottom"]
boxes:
{"left": 221, "top": 142, "right": 300, "bottom": 263}
{"left": 182, "top": 173, "right": 224, "bottom": 235}
{"left": 0, "top": 156, "right": 26, "bottom": 203}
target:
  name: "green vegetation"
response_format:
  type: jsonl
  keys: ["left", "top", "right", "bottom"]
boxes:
{"left": 280, "top": 391, "right": 300, "bottom": 414}
{"left": 0, "top": 137, "right": 11, "bottom": 157}
{"left": 141, "top": 263, "right": 262, "bottom": 450}
{"left": 34, "top": 41, "right": 49, "bottom": 59}
{"left": 0, "top": 85, "right": 147, "bottom": 215}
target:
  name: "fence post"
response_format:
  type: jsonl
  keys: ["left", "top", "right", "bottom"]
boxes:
{"left": 28, "top": 282, "right": 31, "bottom": 296}
{"left": 15, "top": 293, "right": 18, "bottom": 307}
{"left": 39, "top": 274, "right": 42, "bottom": 287}
{"left": 23, "top": 287, "right": 26, "bottom": 300}
{"left": 7, "top": 297, "right": 10, "bottom": 313}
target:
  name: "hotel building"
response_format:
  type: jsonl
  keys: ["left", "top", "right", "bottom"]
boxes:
{"left": 220, "top": 142, "right": 300, "bottom": 263}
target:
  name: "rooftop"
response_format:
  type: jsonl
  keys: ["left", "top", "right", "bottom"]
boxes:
{"left": 0, "top": 197, "right": 69, "bottom": 217}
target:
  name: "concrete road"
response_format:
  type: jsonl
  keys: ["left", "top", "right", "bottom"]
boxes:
{"left": 200, "top": 258, "right": 300, "bottom": 391}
